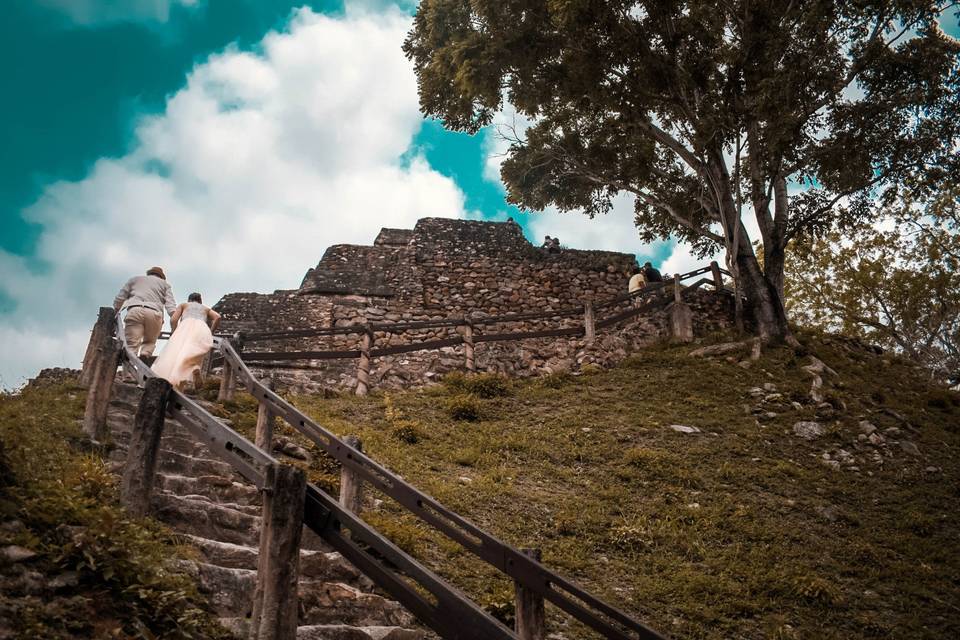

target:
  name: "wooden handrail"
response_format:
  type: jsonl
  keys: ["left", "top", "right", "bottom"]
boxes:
{"left": 109, "top": 310, "right": 521, "bottom": 640}
{"left": 221, "top": 339, "right": 669, "bottom": 640}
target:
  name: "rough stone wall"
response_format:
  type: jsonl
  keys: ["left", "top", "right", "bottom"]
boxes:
{"left": 213, "top": 217, "right": 735, "bottom": 393}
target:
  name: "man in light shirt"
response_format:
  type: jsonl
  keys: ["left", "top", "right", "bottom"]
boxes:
{"left": 113, "top": 267, "right": 177, "bottom": 359}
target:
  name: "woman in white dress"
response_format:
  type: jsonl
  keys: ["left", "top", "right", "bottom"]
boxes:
{"left": 152, "top": 292, "right": 221, "bottom": 388}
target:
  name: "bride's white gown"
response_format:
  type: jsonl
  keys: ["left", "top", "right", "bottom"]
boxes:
{"left": 152, "top": 302, "right": 213, "bottom": 386}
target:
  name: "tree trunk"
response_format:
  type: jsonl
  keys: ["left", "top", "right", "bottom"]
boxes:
{"left": 763, "top": 242, "right": 786, "bottom": 302}
{"left": 736, "top": 250, "right": 792, "bottom": 343}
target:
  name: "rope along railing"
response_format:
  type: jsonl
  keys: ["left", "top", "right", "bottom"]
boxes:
{"left": 80, "top": 307, "right": 674, "bottom": 639}
{"left": 228, "top": 262, "right": 732, "bottom": 396}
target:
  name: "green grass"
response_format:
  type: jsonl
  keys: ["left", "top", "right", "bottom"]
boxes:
{"left": 249, "top": 331, "right": 960, "bottom": 639}
{"left": 0, "top": 376, "right": 230, "bottom": 639}
{"left": 13, "top": 328, "right": 958, "bottom": 639}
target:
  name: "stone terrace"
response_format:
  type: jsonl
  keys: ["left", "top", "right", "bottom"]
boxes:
{"left": 214, "top": 218, "right": 733, "bottom": 392}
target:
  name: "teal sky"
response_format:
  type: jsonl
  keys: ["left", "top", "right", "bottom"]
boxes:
{"left": 2, "top": 0, "right": 337, "bottom": 256}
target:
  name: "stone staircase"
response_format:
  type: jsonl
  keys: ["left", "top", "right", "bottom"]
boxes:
{"left": 105, "top": 381, "right": 427, "bottom": 640}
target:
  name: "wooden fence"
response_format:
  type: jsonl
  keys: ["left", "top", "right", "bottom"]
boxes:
{"left": 226, "top": 262, "right": 730, "bottom": 395}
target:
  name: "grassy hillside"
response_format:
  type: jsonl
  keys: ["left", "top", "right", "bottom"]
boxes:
{"left": 0, "top": 374, "right": 229, "bottom": 639}
{"left": 214, "top": 331, "right": 960, "bottom": 640}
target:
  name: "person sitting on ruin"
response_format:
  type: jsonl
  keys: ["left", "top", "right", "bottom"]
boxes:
{"left": 549, "top": 236, "right": 562, "bottom": 253}
{"left": 541, "top": 235, "right": 553, "bottom": 249}
{"left": 628, "top": 266, "right": 646, "bottom": 296}
{"left": 642, "top": 261, "right": 663, "bottom": 283}
{"left": 152, "top": 292, "right": 221, "bottom": 389}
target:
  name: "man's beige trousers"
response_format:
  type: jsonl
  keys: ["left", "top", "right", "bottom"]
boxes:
{"left": 124, "top": 307, "right": 163, "bottom": 357}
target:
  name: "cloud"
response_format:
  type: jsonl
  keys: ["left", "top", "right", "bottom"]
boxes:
{"left": 0, "top": 6, "right": 470, "bottom": 388}
{"left": 34, "top": 0, "right": 199, "bottom": 25}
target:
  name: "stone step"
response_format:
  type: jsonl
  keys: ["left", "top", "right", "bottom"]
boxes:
{"left": 158, "top": 474, "right": 261, "bottom": 507}
{"left": 219, "top": 620, "right": 427, "bottom": 640}
{"left": 112, "top": 429, "right": 211, "bottom": 458}
{"left": 173, "top": 560, "right": 414, "bottom": 627}
{"left": 152, "top": 493, "right": 261, "bottom": 547}
{"left": 153, "top": 494, "right": 327, "bottom": 551}
{"left": 107, "top": 412, "right": 197, "bottom": 441}
{"left": 299, "top": 582, "right": 416, "bottom": 628}
{"left": 184, "top": 535, "right": 369, "bottom": 587}
{"left": 297, "top": 625, "right": 427, "bottom": 640}
{"left": 108, "top": 447, "right": 240, "bottom": 480}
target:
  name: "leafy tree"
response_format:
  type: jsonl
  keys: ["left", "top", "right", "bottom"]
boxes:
{"left": 404, "top": 0, "right": 960, "bottom": 342}
{"left": 785, "top": 188, "right": 960, "bottom": 382}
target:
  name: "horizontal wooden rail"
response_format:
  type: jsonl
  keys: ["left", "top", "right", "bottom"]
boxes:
{"left": 221, "top": 340, "right": 668, "bottom": 640}
{"left": 242, "top": 349, "right": 362, "bottom": 362}
{"left": 371, "top": 336, "right": 463, "bottom": 357}
{"left": 230, "top": 263, "right": 727, "bottom": 344}
{"left": 473, "top": 326, "right": 584, "bottom": 343}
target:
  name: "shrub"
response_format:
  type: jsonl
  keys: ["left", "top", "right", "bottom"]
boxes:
{"left": 446, "top": 394, "right": 482, "bottom": 421}
{"left": 538, "top": 370, "right": 573, "bottom": 389}
{"left": 443, "top": 372, "right": 509, "bottom": 398}
{"left": 785, "top": 573, "right": 842, "bottom": 605}
{"left": 391, "top": 421, "right": 424, "bottom": 444}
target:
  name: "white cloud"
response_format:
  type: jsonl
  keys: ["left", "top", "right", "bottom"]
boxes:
{"left": 35, "top": 0, "right": 199, "bottom": 24}
{"left": 0, "top": 7, "right": 470, "bottom": 388}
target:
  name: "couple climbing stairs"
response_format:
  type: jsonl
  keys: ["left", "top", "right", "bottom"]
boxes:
{"left": 104, "top": 379, "right": 428, "bottom": 640}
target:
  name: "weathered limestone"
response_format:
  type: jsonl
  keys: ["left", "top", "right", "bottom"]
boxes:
{"left": 215, "top": 218, "right": 735, "bottom": 393}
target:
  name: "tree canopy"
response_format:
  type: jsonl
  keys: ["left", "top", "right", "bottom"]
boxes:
{"left": 785, "top": 186, "right": 960, "bottom": 382}
{"left": 405, "top": 0, "right": 960, "bottom": 341}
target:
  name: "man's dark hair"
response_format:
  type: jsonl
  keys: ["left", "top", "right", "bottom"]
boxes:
{"left": 188, "top": 292, "right": 202, "bottom": 303}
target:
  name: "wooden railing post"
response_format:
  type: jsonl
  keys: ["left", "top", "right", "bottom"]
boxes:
{"left": 82, "top": 329, "right": 121, "bottom": 443}
{"left": 218, "top": 359, "right": 235, "bottom": 403}
{"left": 463, "top": 319, "right": 476, "bottom": 372}
{"left": 339, "top": 435, "right": 364, "bottom": 515}
{"left": 250, "top": 463, "right": 305, "bottom": 640}
{"left": 80, "top": 307, "right": 115, "bottom": 387}
{"left": 710, "top": 260, "right": 724, "bottom": 289}
{"left": 514, "top": 548, "right": 546, "bottom": 640}
{"left": 255, "top": 378, "right": 275, "bottom": 451}
{"left": 120, "top": 377, "right": 171, "bottom": 517}
{"left": 583, "top": 302, "right": 596, "bottom": 345}
{"left": 355, "top": 327, "right": 373, "bottom": 396}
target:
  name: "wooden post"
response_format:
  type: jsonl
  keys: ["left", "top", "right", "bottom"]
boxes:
{"left": 514, "top": 548, "right": 546, "bottom": 640}
{"left": 255, "top": 378, "right": 275, "bottom": 451}
{"left": 82, "top": 333, "right": 121, "bottom": 443}
{"left": 583, "top": 302, "right": 596, "bottom": 345}
{"left": 339, "top": 435, "right": 364, "bottom": 515}
{"left": 80, "top": 307, "right": 115, "bottom": 387}
{"left": 120, "top": 377, "right": 171, "bottom": 517}
{"left": 463, "top": 319, "right": 476, "bottom": 372}
{"left": 710, "top": 260, "right": 724, "bottom": 290}
{"left": 249, "top": 463, "right": 305, "bottom": 640}
{"left": 218, "top": 359, "right": 235, "bottom": 403}
{"left": 355, "top": 328, "right": 373, "bottom": 396}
